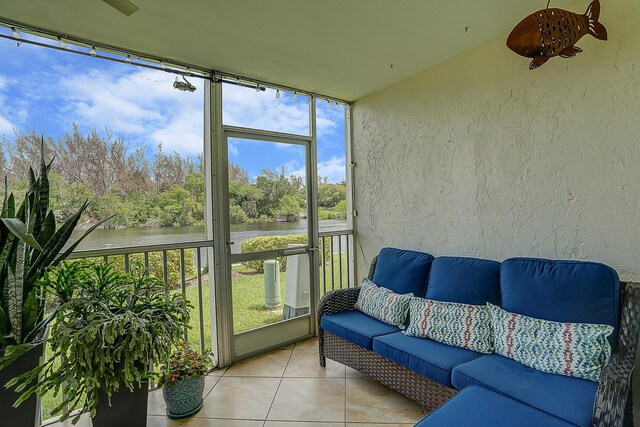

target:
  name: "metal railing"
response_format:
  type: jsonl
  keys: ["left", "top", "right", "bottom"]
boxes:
{"left": 41, "top": 229, "right": 354, "bottom": 425}
{"left": 69, "top": 239, "right": 215, "bottom": 355}
{"left": 319, "top": 230, "right": 355, "bottom": 295}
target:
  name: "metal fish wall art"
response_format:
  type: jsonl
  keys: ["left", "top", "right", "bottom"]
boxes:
{"left": 507, "top": 0, "right": 607, "bottom": 70}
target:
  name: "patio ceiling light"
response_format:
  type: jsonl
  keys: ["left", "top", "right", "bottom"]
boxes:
{"left": 275, "top": 89, "right": 280, "bottom": 99}
{"left": 89, "top": 46, "right": 97, "bottom": 56}
{"left": 173, "top": 76, "right": 196, "bottom": 92}
{"left": 57, "top": 36, "right": 67, "bottom": 49}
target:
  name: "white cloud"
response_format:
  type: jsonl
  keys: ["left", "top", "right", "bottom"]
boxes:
{"left": 289, "top": 156, "right": 345, "bottom": 184}
{"left": 0, "top": 114, "right": 13, "bottom": 135}
{"left": 223, "top": 86, "right": 310, "bottom": 135}
{"left": 317, "top": 157, "right": 346, "bottom": 183}
{"left": 0, "top": 74, "right": 16, "bottom": 136}
{"left": 151, "top": 107, "right": 204, "bottom": 155}
{"left": 57, "top": 68, "right": 204, "bottom": 156}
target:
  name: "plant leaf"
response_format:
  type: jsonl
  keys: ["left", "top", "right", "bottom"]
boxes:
{"left": 1, "top": 218, "right": 43, "bottom": 251}
{"left": 0, "top": 306, "right": 10, "bottom": 346}
{"left": 20, "top": 289, "right": 37, "bottom": 342}
{"left": 38, "top": 211, "right": 56, "bottom": 248}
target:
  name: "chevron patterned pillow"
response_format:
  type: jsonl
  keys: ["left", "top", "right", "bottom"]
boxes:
{"left": 404, "top": 298, "right": 493, "bottom": 354}
{"left": 489, "top": 304, "right": 613, "bottom": 382}
{"left": 354, "top": 278, "right": 413, "bottom": 328}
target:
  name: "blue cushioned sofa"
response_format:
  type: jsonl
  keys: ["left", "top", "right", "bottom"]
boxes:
{"left": 317, "top": 248, "right": 640, "bottom": 427}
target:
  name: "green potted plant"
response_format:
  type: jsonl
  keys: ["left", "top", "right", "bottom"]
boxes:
{"left": 158, "top": 341, "right": 212, "bottom": 419}
{"left": 9, "top": 260, "right": 190, "bottom": 426}
{"left": 0, "top": 141, "right": 107, "bottom": 427}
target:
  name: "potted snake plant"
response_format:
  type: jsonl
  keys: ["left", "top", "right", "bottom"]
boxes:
{"left": 0, "top": 140, "right": 107, "bottom": 427}
{"left": 9, "top": 260, "right": 190, "bottom": 426}
{"left": 158, "top": 341, "right": 212, "bottom": 419}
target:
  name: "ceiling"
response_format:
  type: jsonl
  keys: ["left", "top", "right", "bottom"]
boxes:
{"left": 0, "top": 0, "right": 574, "bottom": 101}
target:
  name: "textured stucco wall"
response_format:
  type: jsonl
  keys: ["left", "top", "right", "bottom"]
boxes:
{"left": 352, "top": 0, "right": 640, "bottom": 418}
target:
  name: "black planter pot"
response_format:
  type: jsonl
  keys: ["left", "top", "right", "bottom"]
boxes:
{"left": 0, "top": 341, "right": 45, "bottom": 427}
{"left": 92, "top": 381, "right": 149, "bottom": 427}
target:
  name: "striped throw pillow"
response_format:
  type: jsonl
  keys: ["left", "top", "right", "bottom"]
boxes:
{"left": 404, "top": 298, "right": 493, "bottom": 354}
{"left": 354, "top": 278, "right": 412, "bottom": 328}
{"left": 489, "top": 304, "right": 613, "bottom": 382}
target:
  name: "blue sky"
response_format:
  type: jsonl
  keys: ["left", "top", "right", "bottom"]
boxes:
{"left": 0, "top": 29, "right": 346, "bottom": 183}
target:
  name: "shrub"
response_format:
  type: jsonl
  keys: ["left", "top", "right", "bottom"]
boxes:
{"left": 98, "top": 249, "right": 198, "bottom": 290}
{"left": 229, "top": 204, "right": 248, "bottom": 224}
{"left": 240, "top": 234, "right": 330, "bottom": 273}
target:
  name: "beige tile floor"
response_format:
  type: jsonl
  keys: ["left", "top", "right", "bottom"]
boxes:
{"left": 50, "top": 338, "right": 426, "bottom": 427}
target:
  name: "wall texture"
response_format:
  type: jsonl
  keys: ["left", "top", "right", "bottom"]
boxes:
{"left": 353, "top": 0, "right": 640, "bottom": 279}
{"left": 352, "top": 0, "right": 640, "bottom": 418}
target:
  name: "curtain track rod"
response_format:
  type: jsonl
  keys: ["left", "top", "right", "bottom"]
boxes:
{"left": 0, "top": 18, "right": 351, "bottom": 104}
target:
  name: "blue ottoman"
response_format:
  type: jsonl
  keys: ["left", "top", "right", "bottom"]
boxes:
{"left": 415, "top": 386, "right": 576, "bottom": 427}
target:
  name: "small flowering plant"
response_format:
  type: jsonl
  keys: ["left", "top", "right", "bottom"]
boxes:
{"left": 158, "top": 340, "right": 213, "bottom": 387}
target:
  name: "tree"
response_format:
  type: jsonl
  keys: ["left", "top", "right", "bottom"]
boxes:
{"left": 229, "top": 162, "right": 249, "bottom": 184}
{"left": 318, "top": 183, "right": 346, "bottom": 208}
{"left": 276, "top": 195, "right": 302, "bottom": 220}
{"left": 152, "top": 143, "right": 195, "bottom": 193}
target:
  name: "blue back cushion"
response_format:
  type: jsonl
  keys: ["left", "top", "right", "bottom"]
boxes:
{"left": 426, "top": 256, "right": 501, "bottom": 305}
{"left": 372, "top": 248, "right": 433, "bottom": 296}
{"left": 501, "top": 258, "right": 620, "bottom": 345}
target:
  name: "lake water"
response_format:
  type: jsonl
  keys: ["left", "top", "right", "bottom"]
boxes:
{"left": 73, "top": 219, "right": 349, "bottom": 253}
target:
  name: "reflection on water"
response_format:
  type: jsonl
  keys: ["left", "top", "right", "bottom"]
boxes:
{"left": 72, "top": 219, "right": 348, "bottom": 252}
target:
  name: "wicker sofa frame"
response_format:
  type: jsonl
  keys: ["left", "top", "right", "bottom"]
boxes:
{"left": 318, "top": 255, "right": 640, "bottom": 427}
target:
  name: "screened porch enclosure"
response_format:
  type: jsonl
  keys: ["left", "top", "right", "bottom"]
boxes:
{"left": 2, "top": 0, "right": 640, "bottom": 425}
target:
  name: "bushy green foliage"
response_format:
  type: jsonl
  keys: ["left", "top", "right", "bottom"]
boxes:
{"left": 240, "top": 234, "right": 330, "bottom": 272}
{"left": 105, "top": 250, "right": 198, "bottom": 290}
{"left": 229, "top": 204, "right": 248, "bottom": 224}
{"left": 8, "top": 261, "right": 190, "bottom": 424}
{"left": 333, "top": 200, "right": 347, "bottom": 218}
{"left": 276, "top": 195, "right": 302, "bottom": 220}
{"left": 318, "top": 183, "right": 346, "bottom": 208}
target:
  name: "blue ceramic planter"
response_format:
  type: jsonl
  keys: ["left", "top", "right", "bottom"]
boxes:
{"left": 162, "top": 376, "right": 205, "bottom": 419}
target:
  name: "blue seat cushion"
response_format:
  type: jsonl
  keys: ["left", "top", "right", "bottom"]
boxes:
{"left": 426, "top": 256, "right": 501, "bottom": 305}
{"left": 452, "top": 354, "right": 597, "bottom": 427}
{"left": 320, "top": 310, "right": 399, "bottom": 349}
{"left": 372, "top": 247, "right": 433, "bottom": 296}
{"left": 415, "top": 385, "right": 576, "bottom": 427}
{"left": 501, "top": 258, "right": 620, "bottom": 346}
{"left": 372, "top": 331, "right": 481, "bottom": 387}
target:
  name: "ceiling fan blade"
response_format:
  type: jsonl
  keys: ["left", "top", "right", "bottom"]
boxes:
{"left": 102, "top": 0, "right": 139, "bottom": 16}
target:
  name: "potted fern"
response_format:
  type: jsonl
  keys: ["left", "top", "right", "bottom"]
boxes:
{"left": 0, "top": 141, "right": 107, "bottom": 427}
{"left": 10, "top": 260, "right": 190, "bottom": 426}
{"left": 158, "top": 341, "right": 212, "bottom": 419}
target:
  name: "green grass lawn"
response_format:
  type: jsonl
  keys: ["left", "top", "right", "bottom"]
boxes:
{"left": 41, "top": 252, "right": 349, "bottom": 421}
